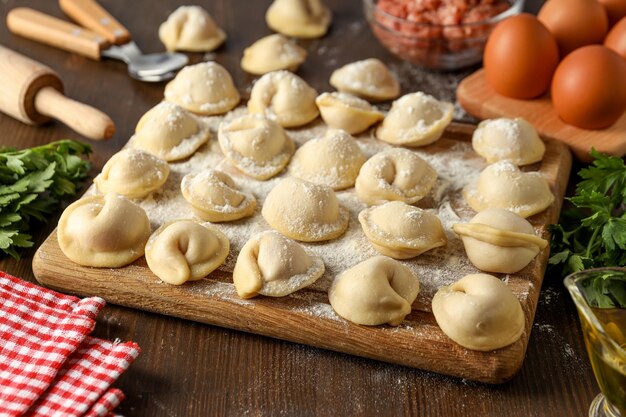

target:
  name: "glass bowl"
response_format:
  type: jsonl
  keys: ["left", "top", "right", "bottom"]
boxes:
{"left": 363, "top": 0, "right": 524, "bottom": 71}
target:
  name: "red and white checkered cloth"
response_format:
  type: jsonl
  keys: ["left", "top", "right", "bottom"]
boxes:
{"left": 0, "top": 271, "right": 140, "bottom": 417}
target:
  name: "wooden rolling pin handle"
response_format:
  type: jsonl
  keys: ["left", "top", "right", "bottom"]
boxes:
{"left": 59, "top": 0, "right": 131, "bottom": 45}
{"left": 6, "top": 7, "right": 109, "bottom": 60}
{"left": 35, "top": 87, "right": 115, "bottom": 140}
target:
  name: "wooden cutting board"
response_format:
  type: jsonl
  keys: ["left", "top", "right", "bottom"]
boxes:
{"left": 32, "top": 122, "right": 572, "bottom": 384}
{"left": 457, "top": 69, "right": 626, "bottom": 162}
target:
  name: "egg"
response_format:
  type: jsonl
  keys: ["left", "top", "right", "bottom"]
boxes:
{"left": 598, "top": 0, "right": 626, "bottom": 27}
{"left": 483, "top": 14, "right": 559, "bottom": 99}
{"left": 605, "top": 16, "right": 626, "bottom": 59}
{"left": 538, "top": 0, "right": 608, "bottom": 56}
{"left": 551, "top": 45, "right": 626, "bottom": 129}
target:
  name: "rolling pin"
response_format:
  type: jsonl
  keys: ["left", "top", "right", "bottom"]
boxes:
{"left": 0, "top": 45, "right": 114, "bottom": 140}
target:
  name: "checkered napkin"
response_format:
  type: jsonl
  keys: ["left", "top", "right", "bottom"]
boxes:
{"left": 0, "top": 271, "right": 140, "bottom": 417}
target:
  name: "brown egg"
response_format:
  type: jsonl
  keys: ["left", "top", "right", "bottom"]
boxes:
{"left": 552, "top": 45, "right": 626, "bottom": 129}
{"left": 605, "top": 16, "right": 626, "bottom": 59}
{"left": 483, "top": 14, "right": 559, "bottom": 99}
{"left": 598, "top": 0, "right": 626, "bottom": 27}
{"left": 538, "top": 0, "right": 608, "bottom": 56}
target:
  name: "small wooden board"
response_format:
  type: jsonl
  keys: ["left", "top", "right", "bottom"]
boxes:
{"left": 32, "top": 123, "right": 572, "bottom": 384}
{"left": 457, "top": 69, "right": 626, "bottom": 162}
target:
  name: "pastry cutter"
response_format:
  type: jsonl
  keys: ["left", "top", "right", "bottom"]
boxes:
{"left": 6, "top": 0, "right": 188, "bottom": 82}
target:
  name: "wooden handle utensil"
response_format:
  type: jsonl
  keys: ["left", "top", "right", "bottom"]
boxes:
{"left": 59, "top": 0, "right": 131, "bottom": 45}
{"left": 0, "top": 45, "right": 115, "bottom": 140}
{"left": 6, "top": 8, "right": 109, "bottom": 60}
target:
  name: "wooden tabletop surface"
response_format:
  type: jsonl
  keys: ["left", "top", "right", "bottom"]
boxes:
{"left": 0, "top": 0, "right": 597, "bottom": 416}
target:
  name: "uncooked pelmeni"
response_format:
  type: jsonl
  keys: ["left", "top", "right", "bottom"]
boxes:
{"left": 132, "top": 102, "right": 210, "bottom": 162}
{"left": 329, "top": 256, "right": 420, "bottom": 326}
{"left": 376, "top": 92, "right": 454, "bottom": 147}
{"left": 472, "top": 118, "right": 546, "bottom": 166}
{"left": 248, "top": 71, "right": 319, "bottom": 128}
{"left": 218, "top": 114, "right": 294, "bottom": 180}
{"left": 355, "top": 148, "right": 437, "bottom": 206}
{"left": 94, "top": 148, "right": 169, "bottom": 199}
{"left": 57, "top": 193, "right": 151, "bottom": 268}
{"left": 463, "top": 160, "right": 555, "bottom": 218}
{"left": 359, "top": 201, "right": 447, "bottom": 259}
{"left": 233, "top": 230, "right": 325, "bottom": 298}
{"left": 265, "top": 0, "right": 331, "bottom": 38}
{"left": 329, "top": 58, "right": 400, "bottom": 101}
{"left": 262, "top": 177, "right": 349, "bottom": 242}
{"left": 315, "top": 92, "right": 384, "bottom": 134}
{"left": 164, "top": 61, "right": 240, "bottom": 115}
{"left": 453, "top": 208, "right": 548, "bottom": 274}
{"left": 432, "top": 273, "right": 525, "bottom": 351}
{"left": 289, "top": 129, "right": 365, "bottom": 190}
{"left": 181, "top": 169, "right": 257, "bottom": 222}
{"left": 159, "top": 6, "right": 226, "bottom": 52}
{"left": 241, "top": 34, "right": 307, "bottom": 75}
{"left": 145, "top": 219, "right": 229, "bottom": 285}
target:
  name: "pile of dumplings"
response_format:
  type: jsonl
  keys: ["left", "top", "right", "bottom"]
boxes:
{"left": 57, "top": 0, "right": 558, "bottom": 354}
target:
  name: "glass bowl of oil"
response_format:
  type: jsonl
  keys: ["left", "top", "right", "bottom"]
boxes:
{"left": 565, "top": 268, "right": 626, "bottom": 417}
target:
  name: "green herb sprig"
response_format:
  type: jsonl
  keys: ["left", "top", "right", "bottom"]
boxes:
{"left": 0, "top": 140, "right": 91, "bottom": 259}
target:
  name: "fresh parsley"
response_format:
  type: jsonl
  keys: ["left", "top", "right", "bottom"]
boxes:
{"left": 0, "top": 140, "right": 91, "bottom": 259}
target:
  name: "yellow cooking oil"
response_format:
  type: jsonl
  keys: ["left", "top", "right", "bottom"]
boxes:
{"left": 583, "top": 307, "right": 626, "bottom": 416}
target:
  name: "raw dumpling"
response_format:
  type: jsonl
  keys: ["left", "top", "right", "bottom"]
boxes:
{"left": 265, "top": 0, "right": 331, "bottom": 39}
{"left": 472, "top": 118, "right": 546, "bottom": 165}
{"left": 432, "top": 273, "right": 525, "bottom": 351}
{"left": 355, "top": 148, "right": 437, "bottom": 206}
{"left": 57, "top": 193, "right": 151, "bottom": 268}
{"left": 315, "top": 92, "right": 384, "bottom": 134}
{"left": 132, "top": 102, "right": 210, "bottom": 161}
{"left": 159, "top": 6, "right": 226, "bottom": 52}
{"left": 329, "top": 58, "right": 400, "bottom": 101}
{"left": 241, "top": 34, "right": 307, "bottom": 75}
{"left": 453, "top": 208, "right": 548, "bottom": 274}
{"left": 262, "top": 177, "right": 349, "bottom": 242}
{"left": 218, "top": 114, "right": 294, "bottom": 180}
{"left": 145, "top": 219, "right": 229, "bottom": 285}
{"left": 248, "top": 70, "right": 319, "bottom": 128}
{"left": 233, "top": 230, "right": 325, "bottom": 298}
{"left": 376, "top": 92, "right": 454, "bottom": 147}
{"left": 329, "top": 256, "right": 420, "bottom": 326}
{"left": 164, "top": 62, "right": 240, "bottom": 115}
{"left": 289, "top": 129, "right": 366, "bottom": 190}
{"left": 359, "top": 201, "right": 447, "bottom": 259}
{"left": 463, "top": 160, "right": 555, "bottom": 218}
{"left": 181, "top": 169, "right": 257, "bottom": 222}
{"left": 94, "top": 149, "right": 169, "bottom": 199}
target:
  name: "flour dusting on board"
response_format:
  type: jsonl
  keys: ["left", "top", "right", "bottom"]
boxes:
{"left": 129, "top": 106, "right": 529, "bottom": 314}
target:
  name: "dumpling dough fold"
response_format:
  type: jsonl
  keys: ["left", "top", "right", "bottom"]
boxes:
{"left": 432, "top": 273, "right": 525, "bottom": 351}
{"left": 95, "top": 148, "right": 169, "bottom": 199}
{"left": 266, "top": 0, "right": 332, "bottom": 39}
{"left": 248, "top": 71, "right": 319, "bottom": 128}
{"left": 472, "top": 118, "right": 545, "bottom": 166}
{"left": 145, "top": 220, "right": 230, "bottom": 285}
{"left": 262, "top": 177, "right": 349, "bottom": 242}
{"left": 463, "top": 160, "right": 555, "bottom": 218}
{"left": 330, "top": 58, "right": 400, "bottom": 101}
{"left": 355, "top": 148, "right": 437, "bottom": 206}
{"left": 453, "top": 208, "right": 548, "bottom": 274}
{"left": 359, "top": 201, "right": 447, "bottom": 259}
{"left": 289, "top": 129, "right": 365, "bottom": 190}
{"left": 181, "top": 169, "right": 257, "bottom": 222}
{"left": 241, "top": 34, "right": 307, "bottom": 75}
{"left": 233, "top": 231, "right": 325, "bottom": 298}
{"left": 159, "top": 6, "right": 226, "bottom": 52}
{"left": 376, "top": 92, "right": 453, "bottom": 147}
{"left": 57, "top": 193, "right": 151, "bottom": 268}
{"left": 316, "top": 92, "right": 384, "bottom": 134}
{"left": 164, "top": 62, "right": 240, "bottom": 115}
{"left": 329, "top": 256, "right": 420, "bottom": 326}
{"left": 218, "top": 114, "right": 294, "bottom": 180}
{"left": 131, "top": 102, "right": 210, "bottom": 162}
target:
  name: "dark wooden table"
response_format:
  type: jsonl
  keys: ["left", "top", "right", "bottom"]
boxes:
{"left": 0, "top": 1, "right": 597, "bottom": 416}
